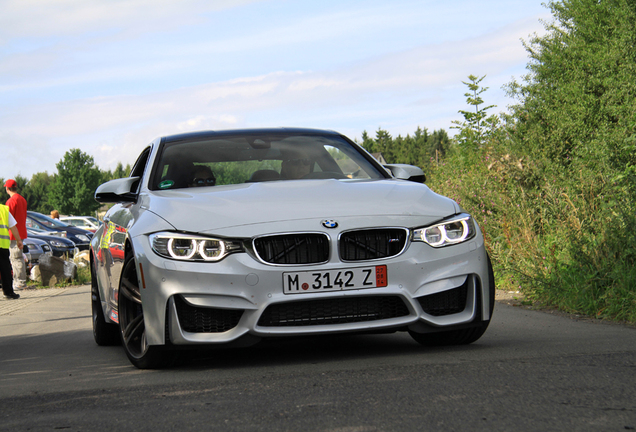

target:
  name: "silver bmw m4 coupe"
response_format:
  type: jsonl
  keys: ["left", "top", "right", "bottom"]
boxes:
{"left": 91, "top": 128, "right": 495, "bottom": 368}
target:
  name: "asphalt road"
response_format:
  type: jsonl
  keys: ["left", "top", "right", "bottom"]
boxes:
{"left": 1, "top": 285, "right": 635, "bottom": 432}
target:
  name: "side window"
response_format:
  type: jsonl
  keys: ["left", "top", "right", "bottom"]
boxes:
{"left": 131, "top": 146, "right": 152, "bottom": 178}
{"left": 129, "top": 146, "right": 152, "bottom": 192}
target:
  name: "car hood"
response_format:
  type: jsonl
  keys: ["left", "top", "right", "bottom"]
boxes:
{"left": 27, "top": 234, "right": 76, "bottom": 246}
{"left": 143, "top": 179, "right": 459, "bottom": 235}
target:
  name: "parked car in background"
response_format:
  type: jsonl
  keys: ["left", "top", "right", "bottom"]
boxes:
{"left": 91, "top": 128, "right": 495, "bottom": 369}
{"left": 23, "top": 237, "right": 53, "bottom": 271}
{"left": 26, "top": 211, "right": 93, "bottom": 250}
{"left": 60, "top": 216, "right": 102, "bottom": 233}
{"left": 27, "top": 228, "right": 78, "bottom": 258}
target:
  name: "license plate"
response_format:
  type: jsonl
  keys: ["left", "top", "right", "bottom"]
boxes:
{"left": 283, "top": 265, "right": 387, "bottom": 294}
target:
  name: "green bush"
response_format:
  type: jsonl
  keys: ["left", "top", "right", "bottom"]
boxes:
{"left": 73, "top": 265, "right": 92, "bottom": 286}
{"left": 427, "top": 138, "right": 636, "bottom": 322}
{"left": 421, "top": 0, "right": 636, "bottom": 323}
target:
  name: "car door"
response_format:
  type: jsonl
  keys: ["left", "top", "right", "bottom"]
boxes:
{"left": 95, "top": 145, "right": 153, "bottom": 317}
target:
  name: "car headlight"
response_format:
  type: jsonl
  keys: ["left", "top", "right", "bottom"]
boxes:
{"left": 150, "top": 232, "right": 244, "bottom": 262}
{"left": 412, "top": 214, "right": 476, "bottom": 247}
{"left": 75, "top": 234, "right": 90, "bottom": 242}
{"left": 49, "top": 239, "right": 67, "bottom": 247}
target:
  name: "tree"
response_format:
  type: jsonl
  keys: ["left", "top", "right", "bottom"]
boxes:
{"left": 22, "top": 172, "right": 54, "bottom": 214}
{"left": 359, "top": 126, "right": 452, "bottom": 169}
{"left": 427, "top": 129, "right": 451, "bottom": 161}
{"left": 113, "top": 162, "right": 131, "bottom": 179}
{"left": 410, "top": 127, "right": 430, "bottom": 165}
{"left": 49, "top": 149, "right": 103, "bottom": 215}
{"left": 506, "top": 0, "right": 636, "bottom": 173}
{"left": 496, "top": 0, "right": 636, "bottom": 321}
{"left": 359, "top": 131, "right": 375, "bottom": 153}
{"left": 358, "top": 128, "right": 396, "bottom": 162}
{"left": 102, "top": 162, "right": 132, "bottom": 183}
{"left": 0, "top": 175, "right": 29, "bottom": 205}
{"left": 451, "top": 74, "right": 497, "bottom": 148}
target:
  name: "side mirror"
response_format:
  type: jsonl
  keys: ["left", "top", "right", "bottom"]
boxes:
{"left": 95, "top": 177, "right": 140, "bottom": 203}
{"left": 383, "top": 164, "right": 426, "bottom": 183}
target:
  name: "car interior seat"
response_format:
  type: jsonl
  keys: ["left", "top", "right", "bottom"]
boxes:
{"left": 247, "top": 169, "right": 281, "bottom": 182}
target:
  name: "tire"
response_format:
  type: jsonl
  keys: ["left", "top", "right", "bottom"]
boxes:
{"left": 118, "top": 253, "right": 176, "bottom": 369}
{"left": 409, "top": 254, "right": 496, "bottom": 346}
{"left": 91, "top": 258, "right": 120, "bottom": 346}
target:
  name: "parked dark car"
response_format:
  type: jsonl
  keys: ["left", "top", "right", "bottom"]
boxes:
{"left": 23, "top": 237, "right": 53, "bottom": 270}
{"left": 27, "top": 228, "right": 78, "bottom": 258}
{"left": 26, "top": 211, "right": 93, "bottom": 250}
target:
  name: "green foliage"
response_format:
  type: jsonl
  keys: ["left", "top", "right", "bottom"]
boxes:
{"left": 0, "top": 175, "right": 27, "bottom": 204}
{"left": 503, "top": 0, "right": 636, "bottom": 321}
{"left": 73, "top": 265, "right": 91, "bottom": 285}
{"left": 0, "top": 174, "right": 54, "bottom": 214}
{"left": 205, "top": 160, "right": 280, "bottom": 185}
{"left": 22, "top": 172, "right": 55, "bottom": 213}
{"left": 359, "top": 127, "right": 450, "bottom": 169}
{"left": 427, "top": 0, "right": 636, "bottom": 323}
{"left": 429, "top": 128, "right": 636, "bottom": 322}
{"left": 506, "top": 0, "right": 636, "bottom": 172}
{"left": 48, "top": 149, "right": 103, "bottom": 216}
{"left": 102, "top": 162, "right": 132, "bottom": 183}
{"left": 451, "top": 74, "right": 497, "bottom": 149}
{"left": 360, "top": 129, "right": 394, "bottom": 160}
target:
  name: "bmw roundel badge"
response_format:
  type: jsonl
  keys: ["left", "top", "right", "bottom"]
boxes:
{"left": 322, "top": 219, "right": 338, "bottom": 229}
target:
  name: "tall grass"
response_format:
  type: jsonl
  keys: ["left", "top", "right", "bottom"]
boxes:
{"left": 426, "top": 139, "right": 636, "bottom": 323}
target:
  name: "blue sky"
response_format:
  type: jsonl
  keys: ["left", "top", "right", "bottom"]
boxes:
{"left": 0, "top": 0, "right": 550, "bottom": 179}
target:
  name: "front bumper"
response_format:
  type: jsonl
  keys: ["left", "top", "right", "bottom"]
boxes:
{"left": 130, "top": 229, "right": 493, "bottom": 347}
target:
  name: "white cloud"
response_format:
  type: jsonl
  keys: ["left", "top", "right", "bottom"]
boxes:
{"left": 0, "top": 0, "right": 261, "bottom": 40}
{"left": 177, "top": 114, "right": 239, "bottom": 131}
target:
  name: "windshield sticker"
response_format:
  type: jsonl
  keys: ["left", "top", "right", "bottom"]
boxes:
{"left": 159, "top": 180, "right": 174, "bottom": 189}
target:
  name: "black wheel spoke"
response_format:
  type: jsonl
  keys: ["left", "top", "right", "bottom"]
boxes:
{"left": 117, "top": 253, "right": 174, "bottom": 368}
{"left": 120, "top": 275, "right": 141, "bottom": 304}
{"left": 119, "top": 255, "right": 148, "bottom": 359}
{"left": 122, "top": 314, "right": 145, "bottom": 349}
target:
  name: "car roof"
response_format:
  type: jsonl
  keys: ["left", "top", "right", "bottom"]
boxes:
{"left": 161, "top": 128, "right": 340, "bottom": 144}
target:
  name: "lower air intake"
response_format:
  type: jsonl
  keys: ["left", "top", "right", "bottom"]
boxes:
{"left": 174, "top": 295, "right": 243, "bottom": 333}
{"left": 417, "top": 279, "right": 469, "bottom": 316}
{"left": 258, "top": 295, "right": 409, "bottom": 327}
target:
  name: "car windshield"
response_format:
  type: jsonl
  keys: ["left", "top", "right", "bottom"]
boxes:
{"left": 29, "top": 213, "right": 71, "bottom": 228}
{"left": 150, "top": 132, "right": 386, "bottom": 190}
